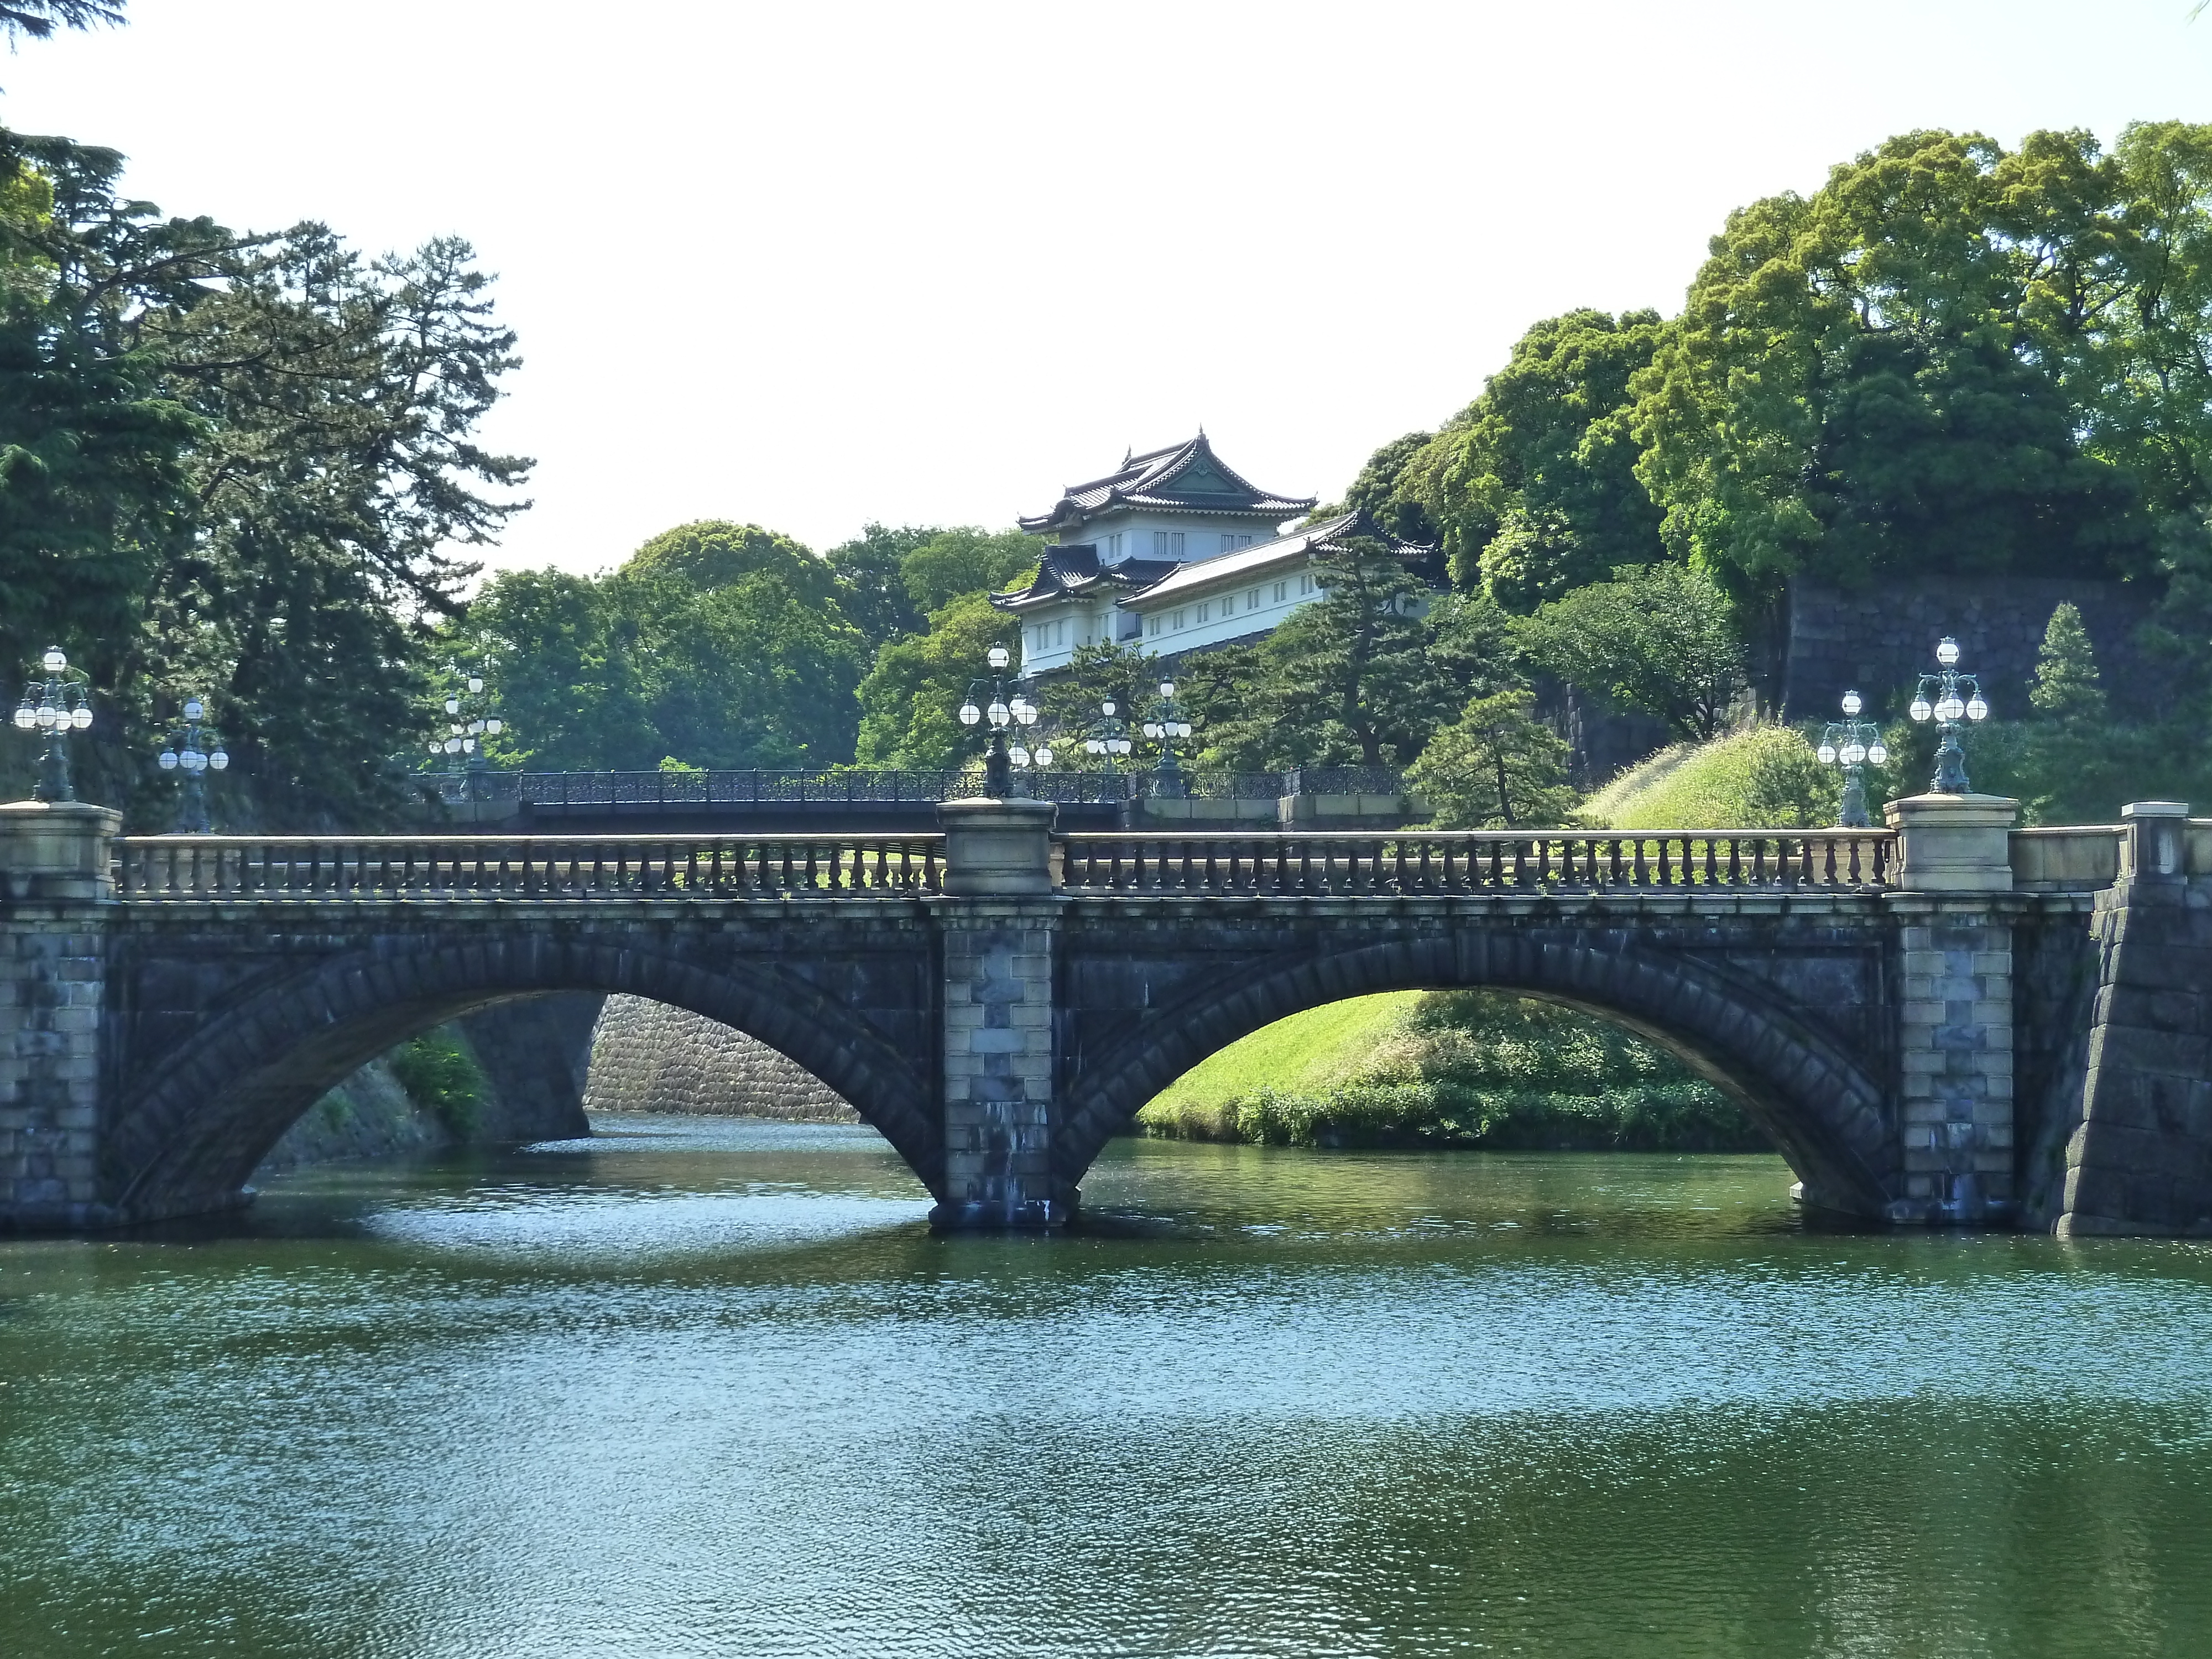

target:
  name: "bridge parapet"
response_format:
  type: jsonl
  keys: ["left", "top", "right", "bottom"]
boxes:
{"left": 112, "top": 831, "right": 944, "bottom": 900}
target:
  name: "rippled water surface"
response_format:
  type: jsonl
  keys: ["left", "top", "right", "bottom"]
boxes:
{"left": 8, "top": 1119, "right": 2212, "bottom": 1657}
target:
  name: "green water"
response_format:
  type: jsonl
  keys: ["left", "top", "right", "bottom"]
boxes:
{"left": 6, "top": 1119, "right": 2212, "bottom": 1658}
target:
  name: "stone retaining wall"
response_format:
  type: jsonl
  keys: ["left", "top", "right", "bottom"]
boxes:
{"left": 582, "top": 994, "right": 858, "bottom": 1121}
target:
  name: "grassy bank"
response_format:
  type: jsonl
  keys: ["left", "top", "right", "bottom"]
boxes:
{"left": 1136, "top": 990, "right": 1765, "bottom": 1151}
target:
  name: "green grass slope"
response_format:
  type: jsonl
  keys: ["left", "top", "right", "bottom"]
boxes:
{"left": 1579, "top": 724, "right": 1838, "bottom": 831}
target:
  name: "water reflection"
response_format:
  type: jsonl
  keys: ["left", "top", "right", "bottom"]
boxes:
{"left": 4, "top": 1119, "right": 2211, "bottom": 1658}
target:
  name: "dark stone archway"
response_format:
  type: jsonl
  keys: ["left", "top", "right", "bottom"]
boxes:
{"left": 1055, "top": 921, "right": 1895, "bottom": 1217}
{"left": 103, "top": 929, "right": 941, "bottom": 1225}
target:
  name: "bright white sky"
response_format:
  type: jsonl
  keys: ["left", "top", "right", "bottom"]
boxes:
{"left": 7, "top": 1, "right": 2211, "bottom": 581}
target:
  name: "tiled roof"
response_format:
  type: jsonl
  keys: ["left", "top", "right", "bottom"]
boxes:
{"left": 1115, "top": 510, "right": 1438, "bottom": 607}
{"left": 988, "top": 544, "right": 1181, "bottom": 610}
{"left": 1017, "top": 434, "right": 1317, "bottom": 535}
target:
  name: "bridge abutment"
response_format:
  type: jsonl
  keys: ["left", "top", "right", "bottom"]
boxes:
{"left": 0, "top": 804, "right": 118, "bottom": 1228}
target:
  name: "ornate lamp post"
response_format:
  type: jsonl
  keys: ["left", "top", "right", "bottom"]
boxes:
{"left": 956, "top": 644, "right": 1036, "bottom": 797}
{"left": 1082, "top": 698, "right": 1134, "bottom": 779}
{"left": 155, "top": 696, "right": 229, "bottom": 833}
{"left": 1140, "top": 677, "right": 1194, "bottom": 799}
{"left": 11, "top": 647, "right": 94, "bottom": 803}
{"left": 1907, "top": 637, "right": 1990, "bottom": 794}
{"left": 431, "top": 663, "right": 505, "bottom": 791}
{"left": 1815, "top": 689, "right": 1887, "bottom": 829}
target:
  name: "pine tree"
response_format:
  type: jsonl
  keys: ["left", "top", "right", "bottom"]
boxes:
{"left": 2028, "top": 602, "right": 2108, "bottom": 722}
{"left": 1407, "top": 688, "right": 1574, "bottom": 828}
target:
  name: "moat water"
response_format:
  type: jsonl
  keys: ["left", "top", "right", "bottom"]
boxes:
{"left": 7, "top": 1119, "right": 2212, "bottom": 1657}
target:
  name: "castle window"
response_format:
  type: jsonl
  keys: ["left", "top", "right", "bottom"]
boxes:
{"left": 1273, "top": 581, "right": 1287, "bottom": 603}
{"left": 1248, "top": 587, "right": 1261, "bottom": 608}
{"left": 1172, "top": 532, "right": 1186, "bottom": 557}
{"left": 1299, "top": 574, "right": 1314, "bottom": 595}
{"left": 1221, "top": 593, "right": 1234, "bottom": 616}
{"left": 1240, "top": 534, "right": 1253, "bottom": 548}
{"left": 1198, "top": 602, "right": 1212, "bottom": 623}
{"left": 1146, "top": 614, "right": 1160, "bottom": 637}
{"left": 1173, "top": 610, "right": 1186, "bottom": 630}
{"left": 1220, "top": 534, "right": 1236, "bottom": 554}
{"left": 1155, "top": 531, "right": 1169, "bottom": 557}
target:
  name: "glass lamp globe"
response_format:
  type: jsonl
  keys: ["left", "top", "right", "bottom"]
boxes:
{"left": 11, "top": 707, "right": 33, "bottom": 731}
{"left": 1014, "top": 700, "right": 1037, "bottom": 727}
{"left": 1084, "top": 738, "right": 1103, "bottom": 754}
{"left": 185, "top": 749, "right": 206, "bottom": 773}
{"left": 1937, "top": 694, "right": 1965, "bottom": 722}
{"left": 987, "top": 645, "right": 1010, "bottom": 670}
{"left": 445, "top": 737, "right": 462, "bottom": 754}
{"left": 1910, "top": 696, "right": 1933, "bottom": 722}
{"left": 987, "top": 700, "right": 1010, "bottom": 727}
{"left": 1841, "top": 741, "right": 1867, "bottom": 765}
{"left": 1840, "top": 690, "right": 1863, "bottom": 717}
{"left": 183, "top": 698, "right": 204, "bottom": 722}
{"left": 1936, "top": 638, "right": 1961, "bottom": 667}
{"left": 468, "top": 676, "right": 484, "bottom": 695}
{"left": 445, "top": 696, "right": 461, "bottom": 716}
{"left": 70, "top": 706, "right": 90, "bottom": 729}
{"left": 158, "top": 749, "right": 178, "bottom": 770}
{"left": 1176, "top": 722, "right": 1193, "bottom": 738}
{"left": 1867, "top": 742, "right": 1888, "bottom": 765}
{"left": 1818, "top": 743, "right": 1838, "bottom": 764}
{"left": 1965, "top": 695, "right": 1989, "bottom": 722}
{"left": 1100, "top": 700, "right": 1116, "bottom": 717}
{"left": 469, "top": 718, "right": 485, "bottom": 735}
{"left": 958, "top": 702, "right": 981, "bottom": 727}
{"left": 1159, "top": 680, "right": 1176, "bottom": 698}
{"left": 1034, "top": 746, "right": 1053, "bottom": 766}
{"left": 41, "top": 647, "right": 65, "bottom": 674}
{"left": 1113, "top": 737, "right": 1131, "bottom": 755}
{"left": 209, "top": 749, "right": 228, "bottom": 771}
{"left": 462, "top": 738, "right": 476, "bottom": 753}
{"left": 34, "top": 703, "right": 55, "bottom": 728}
{"left": 486, "top": 718, "right": 503, "bottom": 735}
{"left": 1142, "top": 721, "right": 1161, "bottom": 739}
{"left": 1008, "top": 745, "right": 1030, "bottom": 767}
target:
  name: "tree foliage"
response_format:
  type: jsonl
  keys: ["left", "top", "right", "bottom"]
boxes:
{"left": 1374, "top": 309, "right": 1669, "bottom": 611}
{"left": 459, "top": 523, "right": 864, "bottom": 774}
{"left": 1514, "top": 562, "right": 1744, "bottom": 740}
{"left": 1407, "top": 688, "right": 1574, "bottom": 828}
{"left": 852, "top": 592, "right": 1016, "bottom": 770}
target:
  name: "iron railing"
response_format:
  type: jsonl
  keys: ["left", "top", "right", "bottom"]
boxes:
{"left": 1056, "top": 830, "right": 1895, "bottom": 894}
{"left": 413, "top": 766, "right": 1412, "bottom": 808}
{"left": 113, "top": 833, "right": 945, "bottom": 899}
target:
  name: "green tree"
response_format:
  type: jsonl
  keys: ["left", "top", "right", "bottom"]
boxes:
{"left": 826, "top": 521, "right": 933, "bottom": 649}
{"left": 1386, "top": 309, "right": 1669, "bottom": 611}
{"left": 1514, "top": 562, "right": 1744, "bottom": 739}
{"left": 2028, "top": 601, "right": 2108, "bottom": 721}
{"left": 462, "top": 526, "right": 864, "bottom": 774}
{"left": 853, "top": 592, "right": 1016, "bottom": 770}
{"left": 1037, "top": 640, "right": 1147, "bottom": 760}
{"left": 1408, "top": 689, "right": 1575, "bottom": 828}
{"left": 899, "top": 526, "right": 1040, "bottom": 615}
{"left": 1629, "top": 127, "right": 2166, "bottom": 671}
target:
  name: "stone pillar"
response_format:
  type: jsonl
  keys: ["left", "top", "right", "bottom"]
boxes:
{"left": 1884, "top": 793, "right": 2020, "bottom": 1224}
{"left": 932, "top": 799, "right": 1067, "bottom": 1229}
{"left": 0, "top": 801, "right": 119, "bottom": 1230}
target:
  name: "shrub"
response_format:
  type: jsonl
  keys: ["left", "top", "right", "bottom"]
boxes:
{"left": 387, "top": 1029, "right": 487, "bottom": 1139}
{"left": 1578, "top": 724, "right": 1838, "bottom": 830}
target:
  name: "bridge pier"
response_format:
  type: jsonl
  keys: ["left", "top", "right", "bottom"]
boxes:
{"left": 931, "top": 800, "right": 1069, "bottom": 1229}
{"left": 1884, "top": 794, "right": 2021, "bottom": 1225}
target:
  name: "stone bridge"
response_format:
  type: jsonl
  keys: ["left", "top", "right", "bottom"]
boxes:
{"left": 1, "top": 795, "right": 2205, "bottom": 1236}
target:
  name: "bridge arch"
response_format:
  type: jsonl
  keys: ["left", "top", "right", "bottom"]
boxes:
{"left": 1057, "top": 930, "right": 1895, "bottom": 1217}
{"left": 106, "top": 933, "right": 941, "bottom": 1225}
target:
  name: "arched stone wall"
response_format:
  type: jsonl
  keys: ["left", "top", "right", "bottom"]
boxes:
{"left": 1056, "top": 931, "right": 1894, "bottom": 1216}
{"left": 105, "top": 933, "right": 936, "bottom": 1224}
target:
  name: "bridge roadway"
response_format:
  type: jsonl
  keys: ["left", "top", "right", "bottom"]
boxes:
{"left": 2, "top": 795, "right": 2206, "bottom": 1236}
